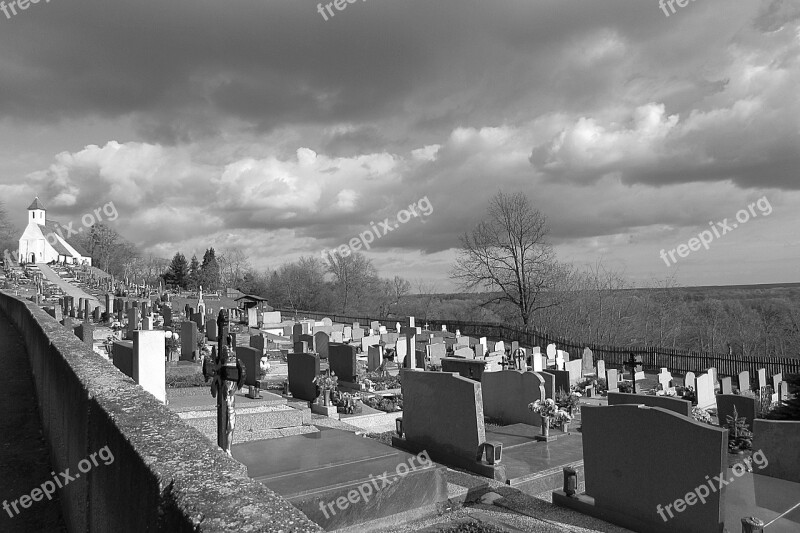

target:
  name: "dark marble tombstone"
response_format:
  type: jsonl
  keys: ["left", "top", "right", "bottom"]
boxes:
{"left": 180, "top": 321, "right": 198, "bottom": 361}
{"left": 237, "top": 346, "right": 261, "bottom": 387}
{"left": 441, "top": 358, "right": 486, "bottom": 381}
{"left": 715, "top": 394, "right": 757, "bottom": 433}
{"left": 207, "top": 317, "right": 217, "bottom": 341}
{"left": 287, "top": 352, "right": 320, "bottom": 402}
{"left": 329, "top": 343, "right": 358, "bottom": 384}
{"left": 541, "top": 369, "right": 570, "bottom": 396}
{"left": 74, "top": 322, "right": 94, "bottom": 347}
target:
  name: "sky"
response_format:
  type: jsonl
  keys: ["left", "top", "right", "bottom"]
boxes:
{"left": 1, "top": 0, "right": 799, "bottom": 291}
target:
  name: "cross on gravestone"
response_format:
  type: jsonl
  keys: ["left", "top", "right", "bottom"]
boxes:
{"left": 624, "top": 353, "right": 643, "bottom": 393}
{"left": 201, "top": 311, "right": 245, "bottom": 456}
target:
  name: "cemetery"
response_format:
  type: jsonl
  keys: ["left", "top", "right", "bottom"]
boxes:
{"left": 1, "top": 259, "right": 799, "bottom": 532}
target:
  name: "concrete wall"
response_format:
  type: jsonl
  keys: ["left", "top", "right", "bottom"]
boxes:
{"left": 0, "top": 291, "right": 320, "bottom": 533}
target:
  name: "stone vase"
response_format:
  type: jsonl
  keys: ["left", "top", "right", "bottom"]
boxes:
{"left": 322, "top": 389, "right": 331, "bottom": 406}
{"left": 562, "top": 422, "right": 570, "bottom": 434}
{"left": 541, "top": 417, "right": 551, "bottom": 438}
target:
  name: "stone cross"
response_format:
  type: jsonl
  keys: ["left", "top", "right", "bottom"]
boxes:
{"left": 624, "top": 353, "right": 642, "bottom": 392}
{"left": 202, "top": 311, "right": 245, "bottom": 456}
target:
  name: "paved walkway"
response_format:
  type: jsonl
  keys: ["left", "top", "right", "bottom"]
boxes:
{"left": 0, "top": 311, "right": 66, "bottom": 532}
{"left": 36, "top": 263, "right": 104, "bottom": 312}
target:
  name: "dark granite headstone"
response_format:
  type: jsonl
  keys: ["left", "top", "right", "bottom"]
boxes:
{"left": 329, "top": 343, "right": 357, "bottom": 383}
{"left": 287, "top": 352, "right": 320, "bottom": 402}
{"left": 74, "top": 322, "right": 94, "bottom": 346}
{"left": 236, "top": 346, "right": 260, "bottom": 387}
{"left": 112, "top": 340, "right": 135, "bottom": 379}
{"left": 314, "top": 331, "right": 330, "bottom": 359}
{"left": 482, "top": 370, "right": 545, "bottom": 426}
{"left": 441, "top": 358, "right": 486, "bottom": 381}
{"left": 180, "top": 321, "right": 198, "bottom": 361}
{"left": 535, "top": 371, "right": 555, "bottom": 399}
{"left": 556, "top": 404, "right": 727, "bottom": 533}
{"left": 607, "top": 392, "right": 691, "bottom": 417}
{"left": 542, "top": 369, "right": 570, "bottom": 396}
{"left": 399, "top": 371, "right": 485, "bottom": 463}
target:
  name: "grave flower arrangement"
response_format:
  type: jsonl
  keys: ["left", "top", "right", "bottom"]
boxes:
{"left": 676, "top": 385, "right": 696, "bottom": 403}
{"left": 334, "top": 392, "right": 362, "bottom": 414}
{"left": 691, "top": 407, "right": 713, "bottom": 425}
{"left": 529, "top": 398, "right": 558, "bottom": 419}
{"left": 555, "top": 389, "right": 581, "bottom": 414}
{"left": 312, "top": 373, "right": 338, "bottom": 392}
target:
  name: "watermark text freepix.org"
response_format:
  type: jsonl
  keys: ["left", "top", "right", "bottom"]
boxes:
{"left": 1, "top": 0, "right": 52, "bottom": 21}
{"left": 3, "top": 445, "right": 115, "bottom": 518}
{"left": 659, "top": 196, "right": 771, "bottom": 267}
{"left": 43, "top": 201, "right": 119, "bottom": 248}
{"left": 321, "top": 196, "right": 433, "bottom": 265}
{"left": 316, "top": 0, "right": 368, "bottom": 22}
{"left": 659, "top": 0, "right": 699, "bottom": 17}
{"left": 656, "top": 449, "right": 768, "bottom": 523}
{"left": 319, "top": 450, "right": 432, "bottom": 519}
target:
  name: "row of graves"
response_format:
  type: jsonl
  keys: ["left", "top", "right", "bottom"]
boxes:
{"left": 208, "top": 315, "right": 450, "bottom": 531}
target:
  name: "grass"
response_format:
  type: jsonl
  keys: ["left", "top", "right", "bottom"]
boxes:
{"left": 364, "top": 430, "right": 394, "bottom": 446}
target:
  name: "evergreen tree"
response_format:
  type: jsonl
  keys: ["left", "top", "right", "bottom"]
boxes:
{"left": 188, "top": 255, "right": 200, "bottom": 289}
{"left": 0, "top": 200, "right": 19, "bottom": 258}
{"left": 200, "top": 247, "right": 220, "bottom": 290}
{"left": 163, "top": 253, "right": 189, "bottom": 289}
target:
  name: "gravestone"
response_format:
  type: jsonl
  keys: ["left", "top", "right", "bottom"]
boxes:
{"left": 719, "top": 376, "right": 732, "bottom": 395}
{"left": 454, "top": 347, "right": 473, "bottom": 358}
{"left": 237, "top": 346, "right": 261, "bottom": 387}
{"left": 772, "top": 373, "right": 782, "bottom": 392}
{"left": 596, "top": 360, "right": 605, "bottom": 379}
{"left": 426, "top": 343, "right": 447, "bottom": 367}
{"left": 292, "top": 323, "right": 303, "bottom": 343}
{"left": 141, "top": 316, "right": 153, "bottom": 330}
{"left": 329, "top": 344, "right": 358, "bottom": 384}
{"left": 343, "top": 326, "right": 352, "bottom": 341}
{"left": 250, "top": 334, "right": 266, "bottom": 356}
{"left": 330, "top": 331, "right": 343, "bottom": 343}
{"left": 738, "top": 370, "right": 750, "bottom": 392}
{"left": 555, "top": 404, "right": 727, "bottom": 533}
{"left": 133, "top": 330, "right": 167, "bottom": 403}
{"left": 564, "top": 359, "right": 583, "bottom": 386}
{"left": 314, "top": 331, "right": 330, "bottom": 359}
{"left": 779, "top": 381, "right": 790, "bottom": 401}
{"left": 707, "top": 367, "right": 717, "bottom": 388}
{"left": 193, "top": 312, "right": 204, "bottom": 329}
{"left": 352, "top": 327, "right": 364, "bottom": 341}
{"left": 401, "top": 327, "right": 418, "bottom": 369}
{"left": 127, "top": 307, "right": 140, "bottom": 339}
{"left": 582, "top": 347, "right": 594, "bottom": 376}
{"left": 607, "top": 392, "right": 691, "bottom": 417}
{"left": 474, "top": 341, "right": 486, "bottom": 358}
{"left": 162, "top": 306, "right": 173, "bottom": 327}
{"left": 440, "top": 358, "right": 486, "bottom": 381}
{"left": 555, "top": 351, "right": 564, "bottom": 370}
{"left": 396, "top": 371, "right": 486, "bottom": 468}
{"left": 297, "top": 334, "right": 313, "bottom": 351}
{"left": 483, "top": 354, "right": 504, "bottom": 373}
{"left": 657, "top": 368, "right": 673, "bottom": 390}
{"left": 395, "top": 338, "right": 407, "bottom": 366}
{"left": 294, "top": 341, "right": 310, "bottom": 354}
{"left": 482, "top": 370, "right": 546, "bottom": 427}
{"left": 715, "top": 394, "right": 757, "bottom": 432}
{"left": 361, "top": 334, "right": 380, "bottom": 353}
{"left": 542, "top": 369, "right": 570, "bottom": 396}
{"left": 180, "top": 321, "right": 198, "bottom": 361}
{"left": 75, "top": 322, "right": 93, "bottom": 346}
{"left": 247, "top": 307, "right": 258, "bottom": 328}
{"left": 494, "top": 341, "right": 505, "bottom": 355}
{"left": 752, "top": 419, "right": 800, "bottom": 483}
{"left": 367, "top": 345, "right": 383, "bottom": 372}
{"left": 263, "top": 311, "right": 282, "bottom": 324}
{"left": 206, "top": 317, "right": 217, "bottom": 341}
{"left": 287, "top": 352, "right": 320, "bottom": 402}
{"left": 112, "top": 340, "right": 135, "bottom": 380}
{"left": 535, "top": 371, "right": 555, "bottom": 399}
{"left": 684, "top": 371, "right": 696, "bottom": 390}
{"left": 757, "top": 368, "right": 767, "bottom": 390}
{"left": 370, "top": 320, "right": 380, "bottom": 331}
{"left": 606, "top": 369, "right": 618, "bottom": 393}
{"left": 531, "top": 351, "right": 543, "bottom": 372}
{"left": 695, "top": 373, "right": 715, "bottom": 410}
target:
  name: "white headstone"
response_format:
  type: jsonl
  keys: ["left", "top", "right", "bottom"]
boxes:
{"left": 495, "top": 341, "right": 505, "bottom": 354}
{"left": 532, "top": 351, "right": 543, "bottom": 372}
{"left": 658, "top": 368, "right": 673, "bottom": 389}
{"left": 546, "top": 344, "right": 556, "bottom": 357}
{"left": 684, "top": 371, "right": 696, "bottom": 390}
{"left": 396, "top": 322, "right": 402, "bottom": 333}
{"left": 696, "top": 373, "right": 715, "bottom": 410}
{"left": 707, "top": 367, "right": 718, "bottom": 389}
{"left": 596, "top": 360, "right": 605, "bottom": 378}
{"left": 133, "top": 330, "right": 166, "bottom": 403}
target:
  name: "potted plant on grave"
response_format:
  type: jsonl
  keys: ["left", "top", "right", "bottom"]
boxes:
{"left": 725, "top": 406, "right": 753, "bottom": 454}
{"left": 554, "top": 409, "right": 573, "bottom": 433}
{"left": 555, "top": 388, "right": 581, "bottom": 416}
{"left": 312, "top": 373, "right": 338, "bottom": 406}
{"left": 529, "top": 398, "right": 558, "bottom": 438}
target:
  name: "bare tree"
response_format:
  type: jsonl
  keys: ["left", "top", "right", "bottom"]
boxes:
{"left": 324, "top": 251, "right": 379, "bottom": 314}
{"left": 217, "top": 249, "right": 250, "bottom": 289}
{"left": 451, "top": 191, "right": 560, "bottom": 327}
